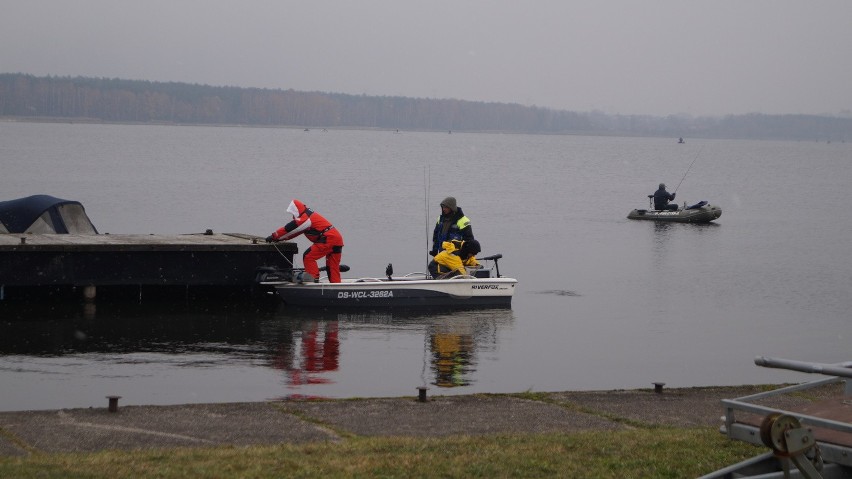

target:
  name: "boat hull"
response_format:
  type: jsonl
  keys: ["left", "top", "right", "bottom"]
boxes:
{"left": 627, "top": 204, "right": 721, "bottom": 223}
{"left": 266, "top": 277, "right": 517, "bottom": 308}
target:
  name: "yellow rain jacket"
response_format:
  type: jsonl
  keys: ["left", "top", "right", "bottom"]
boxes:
{"left": 433, "top": 240, "right": 479, "bottom": 277}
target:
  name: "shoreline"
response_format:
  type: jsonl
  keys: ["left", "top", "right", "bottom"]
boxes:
{"left": 0, "top": 384, "right": 802, "bottom": 456}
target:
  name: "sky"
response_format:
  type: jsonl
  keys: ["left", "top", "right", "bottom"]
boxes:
{"left": 2, "top": 0, "right": 851, "bottom": 117}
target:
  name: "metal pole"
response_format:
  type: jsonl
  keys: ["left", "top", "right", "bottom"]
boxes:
{"left": 755, "top": 356, "right": 852, "bottom": 379}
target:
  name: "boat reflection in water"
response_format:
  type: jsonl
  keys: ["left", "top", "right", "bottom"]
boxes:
{"left": 0, "top": 301, "right": 515, "bottom": 410}
{"left": 430, "top": 318, "right": 476, "bottom": 387}
{"left": 272, "top": 307, "right": 515, "bottom": 396}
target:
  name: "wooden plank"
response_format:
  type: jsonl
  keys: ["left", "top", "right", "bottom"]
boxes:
{"left": 736, "top": 395, "right": 852, "bottom": 448}
{"left": 793, "top": 397, "right": 852, "bottom": 447}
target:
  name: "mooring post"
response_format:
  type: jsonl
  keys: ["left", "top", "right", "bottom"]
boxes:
{"left": 107, "top": 395, "right": 122, "bottom": 412}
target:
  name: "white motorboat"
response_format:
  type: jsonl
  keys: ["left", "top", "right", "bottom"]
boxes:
{"left": 257, "top": 254, "right": 517, "bottom": 308}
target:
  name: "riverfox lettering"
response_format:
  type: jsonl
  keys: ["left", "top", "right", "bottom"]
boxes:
{"left": 472, "top": 284, "right": 499, "bottom": 289}
{"left": 337, "top": 290, "right": 394, "bottom": 299}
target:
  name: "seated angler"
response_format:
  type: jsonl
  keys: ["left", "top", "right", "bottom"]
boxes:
{"left": 653, "top": 183, "right": 678, "bottom": 211}
{"left": 428, "top": 239, "right": 481, "bottom": 279}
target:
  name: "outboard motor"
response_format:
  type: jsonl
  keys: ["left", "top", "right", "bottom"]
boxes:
{"left": 255, "top": 266, "right": 294, "bottom": 283}
{"left": 256, "top": 264, "right": 349, "bottom": 284}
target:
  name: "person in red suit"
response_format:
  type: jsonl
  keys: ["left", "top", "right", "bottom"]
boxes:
{"left": 266, "top": 199, "right": 344, "bottom": 283}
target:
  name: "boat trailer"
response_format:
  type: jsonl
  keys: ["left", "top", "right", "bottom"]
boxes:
{"left": 700, "top": 357, "right": 852, "bottom": 479}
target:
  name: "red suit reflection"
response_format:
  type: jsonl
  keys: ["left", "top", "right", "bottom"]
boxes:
{"left": 273, "top": 321, "right": 339, "bottom": 389}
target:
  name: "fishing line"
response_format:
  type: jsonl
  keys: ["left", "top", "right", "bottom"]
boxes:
{"left": 673, "top": 145, "right": 704, "bottom": 194}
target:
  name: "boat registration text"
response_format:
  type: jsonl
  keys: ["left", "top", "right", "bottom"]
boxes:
{"left": 338, "top": 290, "right": 394, "bottom": 299}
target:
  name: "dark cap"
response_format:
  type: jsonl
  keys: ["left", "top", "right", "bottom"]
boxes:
{"left": 440, "top": 196, "right": 457, "bottom": 213}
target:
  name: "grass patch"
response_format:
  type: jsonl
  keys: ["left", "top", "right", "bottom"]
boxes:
{"left": 0, "top": 428, "right": 761, "bottom": 478}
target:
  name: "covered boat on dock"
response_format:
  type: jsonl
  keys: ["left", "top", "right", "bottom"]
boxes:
{"left": 257, "top": 254, "right": 517, "bottom": 308}
{"left": 0, "top": 194, "right": 98, "bottom": 234}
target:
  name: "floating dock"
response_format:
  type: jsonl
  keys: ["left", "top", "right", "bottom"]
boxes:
{"left": 0, "top": 231, "right": 296, "bottom": 302}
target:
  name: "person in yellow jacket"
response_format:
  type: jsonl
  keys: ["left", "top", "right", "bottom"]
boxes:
{"left": 428, "top": 239, "right": 481, "bottom": 279}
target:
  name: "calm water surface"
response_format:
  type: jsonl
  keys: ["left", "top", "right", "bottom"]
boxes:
{"left": 1, "top": 122, "right": 850, "bottom": 411}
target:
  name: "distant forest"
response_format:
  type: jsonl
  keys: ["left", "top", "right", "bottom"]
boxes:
{"left": 1, "top": 73, "right": 849, "bottom": 141}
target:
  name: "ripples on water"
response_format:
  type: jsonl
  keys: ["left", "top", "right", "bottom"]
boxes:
{"left": 532, "top": 290, "right": 581, "bottom": 297}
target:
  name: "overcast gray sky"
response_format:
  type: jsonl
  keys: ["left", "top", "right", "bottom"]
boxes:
{"left": 2, "top": 0, "right": 851, "bottom": 117}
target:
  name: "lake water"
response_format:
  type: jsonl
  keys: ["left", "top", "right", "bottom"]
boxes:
{"left": 1, "top": 121, "right": 850, "bottom": 412}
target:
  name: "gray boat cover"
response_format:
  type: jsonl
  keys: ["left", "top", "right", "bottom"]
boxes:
{"left": 0, "top": 195, "right": 98, "bottom": 234}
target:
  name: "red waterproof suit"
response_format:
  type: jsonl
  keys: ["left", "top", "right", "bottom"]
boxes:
{"left": 270, "top": 199, "right": 344, "bottom": 283}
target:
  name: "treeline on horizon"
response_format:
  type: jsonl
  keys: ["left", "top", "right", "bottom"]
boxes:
{"left": 0, "top": 73, "right": 849, "bottom": 141}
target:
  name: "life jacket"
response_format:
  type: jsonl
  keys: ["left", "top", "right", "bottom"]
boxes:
{"left": 432, "top": 207, "right": 472, "bottom": 249}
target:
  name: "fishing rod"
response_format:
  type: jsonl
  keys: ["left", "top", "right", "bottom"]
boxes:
{"left": 424, "top": 164, "right": 431, "bottom": 271}
{"left": 673, "top": 145, "right": 704, "bottom": 194}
